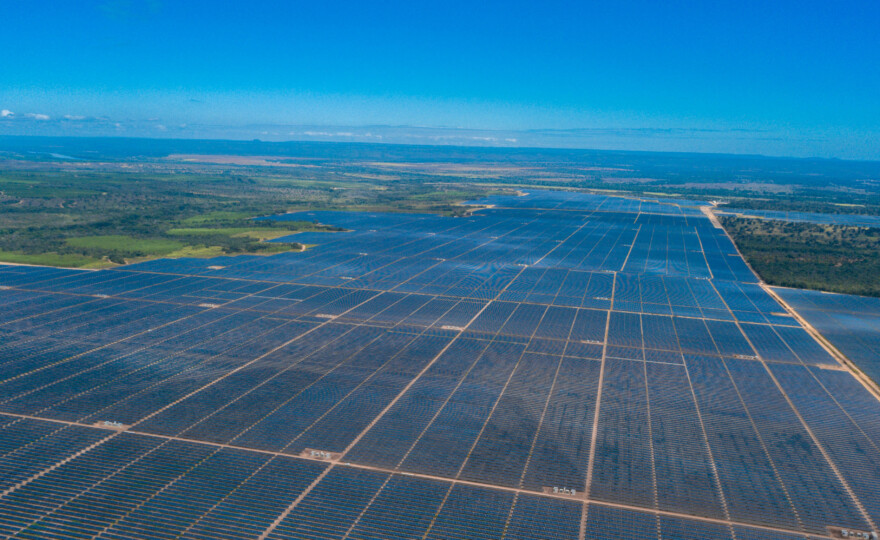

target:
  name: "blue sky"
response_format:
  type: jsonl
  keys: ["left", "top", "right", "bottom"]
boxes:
{"left": 1, "top": 0, "right": 878, "bottom": 159}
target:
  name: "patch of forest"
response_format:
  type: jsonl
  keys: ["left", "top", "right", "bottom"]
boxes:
{"left": 721, "top": 194, "right": 880, "bottom": 216}
{"left": 720, "top": 216, "right": 880, "bottom": 296}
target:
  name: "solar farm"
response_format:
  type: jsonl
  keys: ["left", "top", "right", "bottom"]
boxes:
{"left": 774, "top": 288, "right": 880, "bottom": 389}
{"left": 1, "top": 189, "right": 879, "bottom": 539}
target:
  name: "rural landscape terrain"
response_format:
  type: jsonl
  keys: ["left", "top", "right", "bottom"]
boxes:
{"left": 0, "top": 137, "right": 879, "bottom": 539}
{"left": 3, "top": 137, "right": 880, "bottom": 296}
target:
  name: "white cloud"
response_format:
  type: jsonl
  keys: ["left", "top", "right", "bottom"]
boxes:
{"left": 25, "top": 113, "right": 50, "bottom": 120}
{"left": 1, "top": 109, "right": 13, "bottom": 118}
{"left": 63, "top": 115, "right": 86, "bottom": 121}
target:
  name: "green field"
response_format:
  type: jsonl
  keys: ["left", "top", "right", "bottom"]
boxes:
{"left": 66, "top": 235, "right": 186, "bottom": 255}
{"left": 0, "top": 249, "right": 102, "bottom": 268}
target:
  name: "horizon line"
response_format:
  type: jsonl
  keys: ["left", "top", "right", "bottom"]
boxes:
{"left": 2, "top": 132, "right": 878, "bottom": 165}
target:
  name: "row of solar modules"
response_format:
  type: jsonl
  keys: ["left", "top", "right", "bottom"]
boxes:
{"left": 0, "top": 326, "right": 872, "bottom": 523}
{"left": 587, "top": 356, "right": 879, "bottom": 534}
{"left": 712, "top": 280, "right": 797, "bottom": 325}
{"left": 228, "top": 216, "right": 629, "bottom": 284}
{"left": 0, "top": 300, "right": 210, "bottom": 377}
{"left": 17, "top": 299, "right": 851, "bottom": 535}
{"left": 696, "top": 225, "right": 758, "bottom": 283}
{"left": 609, "top": 273, "right": 793, "bottom": 324}
{"left": 344, "top": 349, "right": 879, "bottom": 534}
{"left": 463, "top": 190, "right": 707, "bottom": 216}
{"left": 0, "top": 290, "right": 840, "bottom": 446}
{"left": 119, "top": 205, "right": 743, "bottom": 285}
{"left": 0, "top": 285, "right": 481, "bottom": 434}
{"left": 774, "top": 287, "right": 880, "bottom": 385}
{"left": 135, "top": 327, "right": 452, "bottom": 455}
{"left": 0, "top": 289, "right": 472, "bottom": 378}
{"left": 1, "top": 324, "right": 872, "bottom": 524}
{"left": 778, "top": 298, "right": 880, "bottom": 535}
{"left": 0, "top": 288, "right": 840, "bottom": 420}
{"left": 617, "top": 222, "right": 711, "bottom": 278}
{"left": 348, "top": 341, "right": 570, "bottom": 488}
{"left": 209, "top": 208, "right": 593, "bottom": 280}
{"left": 0, "top": 258, "right": 787, "bottom": 328}
{"left": 264, "top": 213, "right": 742, "bottom": 283}
{"left": 461, "top": 302, "right": 836, "bottom": 366}
{"left": 0, "top": 308, "right": 320, "bottom": 426}
{"left": 0, "top": 269, "right": 491, "bottom": 330}
{"left": 0, "top": 265, "right": 279, "bottom": 306}
{"left": 775, "top": 289, "right": 880, "bottom": 315}
{"left": 0, "top": 268, "right": 796, "bottom": 355}
{"left": 0, "top": 418, "right": 820, "bottom": 540}
{"left": 3, "top": 335, "right": 879, "bottom": 536}
{"left": 1, "top": 296, "right": 850, "bottom": 529}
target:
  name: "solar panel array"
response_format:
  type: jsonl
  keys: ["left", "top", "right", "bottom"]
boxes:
{"left": 0, "top": 189, "right": 878, "bottom": 539}
{"left": 773, "top": 288, "right": 880, "bottom": 393}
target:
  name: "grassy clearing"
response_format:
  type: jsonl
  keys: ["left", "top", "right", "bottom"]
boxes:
{"left": 0, "top": 249, "right": 100, "bottom": 268}
{"left": 0, "top": 244, "right": 301, "bottom": 270}
{"left": 180, "top": 211, "right": 255, "bottom": 226}
{"left": 167, "top": 226, "right": 327, "bottom": 241}
{"left": 167, "top": 227, "right": 260, "bottom": 236}
{"left": 163, "top": 243, "right": 298, "bottom": 258}
{"left": 163, "top": 245, "right": 226, "bottom": 258}
{"left": 410, "top": 190, "right": 476, "bottom": 200}
{"left": 0, "top": 176, "right": 103, "bottom": 197}
{"left": 231, "top": 230, "right": 303, "bottom": 240}
{"left": 66, "top": 235, "right": 186, "bottom": 255}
